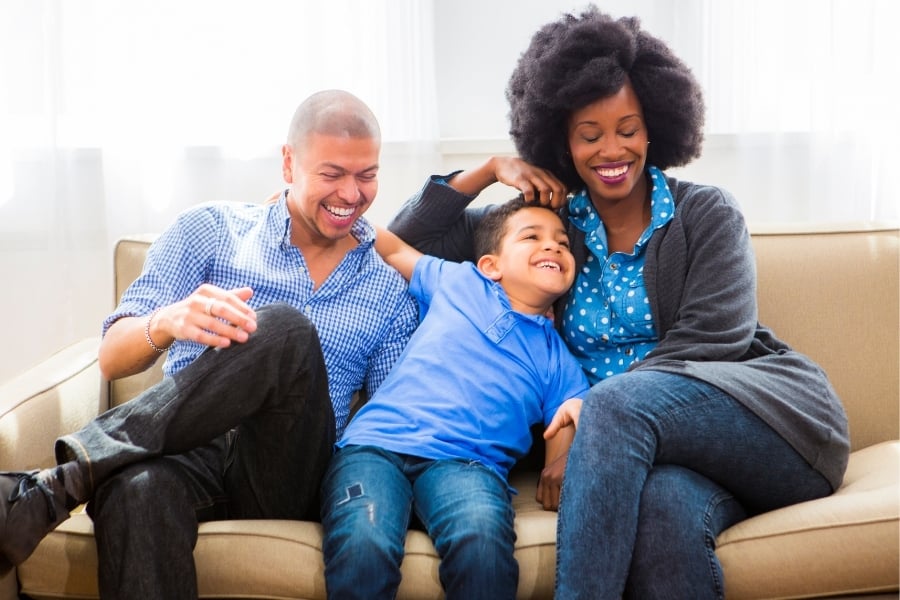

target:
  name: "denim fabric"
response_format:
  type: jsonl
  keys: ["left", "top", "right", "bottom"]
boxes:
{"left": 321, "top": 445, "right": 518, "bottom": 600}
{"left": 64, "top": 304, "right": 335, "bottom": 600}
{"left": 556, "top": 370, "right": 832, "bottom": 600}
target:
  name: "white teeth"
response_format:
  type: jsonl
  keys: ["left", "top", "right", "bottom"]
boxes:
{"left": 597, "top": 165, "right": 628, "bottom": 177}
{"left": 536, "top": 261, "right": 561, "bottom": 271}
{"left": 325, "top": 205, "right": 354, "bottom": 218}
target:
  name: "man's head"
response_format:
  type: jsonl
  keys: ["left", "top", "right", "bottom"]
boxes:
{"left": 281, "top": 90, "right": 381, "bottom": 246}
{"left": 475, "top": 198, "right": 575, "bottom": 314}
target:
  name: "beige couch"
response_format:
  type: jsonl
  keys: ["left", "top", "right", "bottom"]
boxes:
{"left": 2, "top": 224, "right": 898, "bottom": 600}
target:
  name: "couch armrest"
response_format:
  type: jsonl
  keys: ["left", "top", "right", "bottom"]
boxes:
{"left": 0, "top": 337, "right": 106, "bottom": 471}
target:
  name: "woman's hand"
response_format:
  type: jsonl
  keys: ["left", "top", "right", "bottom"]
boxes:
{"left": 490, "top": 156, "right": 568, "bottom": 208}
{"left": 446, "top": 156, "right": 568, "bottom": 208}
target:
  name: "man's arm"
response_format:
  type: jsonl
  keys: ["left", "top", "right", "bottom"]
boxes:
{"left": 373, "top": 225, "right": 423, "bottom": 281}
{"left": 98, "top": 285, "right": 257, "bottom": 380}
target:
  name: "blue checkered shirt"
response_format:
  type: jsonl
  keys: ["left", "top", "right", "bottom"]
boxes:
{"left": 103, "top": 192, "right": 419, "bottom": 436}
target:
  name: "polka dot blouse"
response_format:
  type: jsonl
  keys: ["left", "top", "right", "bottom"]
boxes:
{"left": 562, "top": 167, "right": 674, "bottom": 384}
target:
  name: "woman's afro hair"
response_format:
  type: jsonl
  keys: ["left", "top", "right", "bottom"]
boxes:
{"left": 506, "top": 6, "right": 705, "bottom": 190}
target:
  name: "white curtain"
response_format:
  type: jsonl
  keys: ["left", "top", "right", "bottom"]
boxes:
{"left": 0, "top": 0, "right": 895, "bottom": 383}
{"left": 0, "top": 0, "right": 439, "bottom": 383}
{"left": 683, "top": 0, "right": 898, "bottom": 223}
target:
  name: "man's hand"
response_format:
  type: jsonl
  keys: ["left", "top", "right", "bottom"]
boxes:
{"left": 152, "top": 284, "right": 258, "bottom": 349}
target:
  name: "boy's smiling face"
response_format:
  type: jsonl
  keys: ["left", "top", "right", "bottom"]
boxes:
{"left": 477, "top": 206, "right": 575, "bottom": 315}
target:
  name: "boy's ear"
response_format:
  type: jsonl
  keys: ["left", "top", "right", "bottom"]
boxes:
{"left": 477, "top": 254, "right": 503, "bottom": 281}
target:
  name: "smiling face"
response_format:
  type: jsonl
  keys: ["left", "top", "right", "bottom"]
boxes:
{"left": 281, "top": 132, "right": 379, "bottom": 247}
{"left": 567, "top": 81, "right": 649, "bottom": 210}
{"left": 477, "top": 206, "right": 575, "bottom": 315}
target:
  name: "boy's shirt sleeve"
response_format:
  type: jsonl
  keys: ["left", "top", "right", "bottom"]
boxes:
{"left": 543, "top": 341, "right": 591, "bottom": 427}
{"left": 408, "top": 254, "right": 449, "bottom": 321}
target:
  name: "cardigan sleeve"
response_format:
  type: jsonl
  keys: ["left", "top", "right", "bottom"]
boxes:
{"left": 388, "top": 174, "right": 494, "bottom": 264}
{"left": 638, "top": 184, "right": 763, "bottom": 366}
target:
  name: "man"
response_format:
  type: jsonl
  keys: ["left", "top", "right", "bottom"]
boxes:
{"left": 0, "top": 89, "right": 418, "bottom": 599}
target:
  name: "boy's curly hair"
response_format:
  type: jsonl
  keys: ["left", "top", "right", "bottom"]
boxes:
{"left": 506, "top": 6, "right": 705, "bottom": 190}
{"left": 474, "top": 197, "right": 563, "bottom": 259}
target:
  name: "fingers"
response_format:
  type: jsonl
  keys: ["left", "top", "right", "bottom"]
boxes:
{"left": 536, "top": 455, "right": 566, "bottom": 510}
{"left": 159, "top": 285, "right": 257, "bottom": 349}
{"left": 492, "top": 157, "right": 567, "bottom": 207}
{"left": 543, "top": 414, "right": 562, "bottom": 440}
{"left": 544, "top": 398, "right": 583, "bottom": 439}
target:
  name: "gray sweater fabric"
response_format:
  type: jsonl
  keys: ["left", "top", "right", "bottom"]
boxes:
{"left": 388, "top": 174, "right": 850, "bottom": 490}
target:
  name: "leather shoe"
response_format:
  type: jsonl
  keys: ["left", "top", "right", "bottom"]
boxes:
{"left": 0, "top": 468, "right": 72, "bottom": 574}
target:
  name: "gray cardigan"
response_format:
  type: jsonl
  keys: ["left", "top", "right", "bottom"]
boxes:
{"left": 389, "top": 174, "right": 850, "bottom": 490}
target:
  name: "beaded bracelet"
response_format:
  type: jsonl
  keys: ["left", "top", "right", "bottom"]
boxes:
{"left": 144, "top": 308, "right": 171, "bottom": 353}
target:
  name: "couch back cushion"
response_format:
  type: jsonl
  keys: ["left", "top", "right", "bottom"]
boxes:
{"left": 110, "top": 227, "right": 900, "bottom": 451}
{"left": 751, "top": 226, "right": 899, "bottom": 451}
{"left": 110, "top": 235, "right": 167, "bottom": 410}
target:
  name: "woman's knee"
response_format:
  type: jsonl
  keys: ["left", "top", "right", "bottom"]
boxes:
{"left": 639, "top": 465, "right": 746, "bottom": 540}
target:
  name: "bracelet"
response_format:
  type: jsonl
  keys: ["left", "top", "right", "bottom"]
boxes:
{"left": 144, "top": 308, "right": 171, "bottom": 353}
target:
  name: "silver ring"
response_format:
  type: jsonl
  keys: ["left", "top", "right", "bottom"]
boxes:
{"left": 204, "top": 297, "right": 216, "bottom": 316}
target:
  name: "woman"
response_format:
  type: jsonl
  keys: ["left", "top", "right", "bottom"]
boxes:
{"left": 388, "top": 7, "right": 849, "bottom": 599}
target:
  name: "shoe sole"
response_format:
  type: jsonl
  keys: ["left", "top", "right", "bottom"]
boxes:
{"left": 0, "top": 554, "right": 11, "bottom": 577}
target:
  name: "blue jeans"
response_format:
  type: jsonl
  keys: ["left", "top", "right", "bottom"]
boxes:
{"left": 556, "top": 370, "right": 832, "bottom": 600}
{"left": 58, "top": 304, "right": 336, "bottom": 600}
{"left": 321, "top": 445, "right": 518, "bottom": 600}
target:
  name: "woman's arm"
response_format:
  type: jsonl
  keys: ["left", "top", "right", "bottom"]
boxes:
{"left": 445, "top": 156, "right": 567, "bottom": 204}
{"left": 388, "top": 157, "right": 566, "bottom": 262}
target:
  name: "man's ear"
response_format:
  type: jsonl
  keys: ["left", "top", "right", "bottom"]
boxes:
{"left": 281, "top": 144, "right": 294, "bottom": 183}
{"left": 477, "top": 254, "right": 503, "bottom": 281}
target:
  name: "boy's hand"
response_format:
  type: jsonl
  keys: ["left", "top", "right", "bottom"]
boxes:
{"left": 544, "top": 398, "right": 583, "bottom": 439}
{"left": 536, "top": 452, "right": 567, "bottom": 510}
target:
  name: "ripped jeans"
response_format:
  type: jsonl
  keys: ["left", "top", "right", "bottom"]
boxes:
{"left": 320, "top": 445, "right": 518, "bottom": 600}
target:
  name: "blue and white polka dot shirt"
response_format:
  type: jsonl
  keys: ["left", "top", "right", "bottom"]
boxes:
{"left": 562, "top": 167, "right": 674, "bottom": 384}
{"left": 103, "top": 193, "right": 419, "bottom": 436}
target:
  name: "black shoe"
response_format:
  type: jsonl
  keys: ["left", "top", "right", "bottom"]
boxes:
{"left": 0, "top": 468, "right": 72, "bottom": 574}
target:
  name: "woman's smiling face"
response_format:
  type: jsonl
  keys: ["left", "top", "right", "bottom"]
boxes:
{"left": 567, "top": 81, "right": 649, "bottom": 206}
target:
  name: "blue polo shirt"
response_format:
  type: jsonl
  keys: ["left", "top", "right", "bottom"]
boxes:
{"left": 339, "top": 256, "right": 589, "bottom": 480}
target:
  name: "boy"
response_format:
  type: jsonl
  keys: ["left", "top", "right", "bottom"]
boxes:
{"left": 320, "top": 198, "right": 588, "bottom": 600}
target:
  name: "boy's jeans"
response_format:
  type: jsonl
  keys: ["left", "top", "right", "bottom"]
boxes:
{"left": 555, "top": 370, "right": 833, "bottom": 600}
{"left": 321, "top": 445, "right": 518, "bottom": 600}
{"left": 59, "top": 304, "right": 335, "bottom": 600}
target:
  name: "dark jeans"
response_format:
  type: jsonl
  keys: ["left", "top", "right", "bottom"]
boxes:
{"left": 58, "top": 304, "right": 335, "bottom": 600}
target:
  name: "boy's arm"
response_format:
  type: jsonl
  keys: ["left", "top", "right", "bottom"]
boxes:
{"left": 536, "top": 398, "right": 583, "bottom": 511}
{"left": 374, "top": 225, "right": 423, "bottom": 281}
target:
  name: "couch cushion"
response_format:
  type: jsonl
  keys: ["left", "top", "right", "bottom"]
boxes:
{"left": 18, "top": 473, "right": 556, "bottom": 600}
{"left": 717, "top": 440, "right": 900, "bottom": 599}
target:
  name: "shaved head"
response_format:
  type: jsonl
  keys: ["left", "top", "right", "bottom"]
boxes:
{"left": 286, "top": 90, "right": 381, "bottom": 148}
